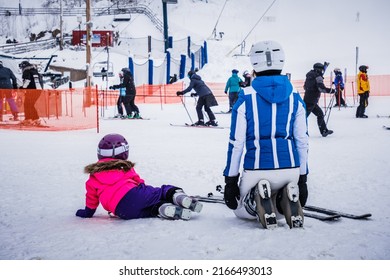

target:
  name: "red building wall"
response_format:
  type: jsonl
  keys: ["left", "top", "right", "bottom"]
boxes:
{"left": 72, "top": 30, "right": 113, "bottom": 47}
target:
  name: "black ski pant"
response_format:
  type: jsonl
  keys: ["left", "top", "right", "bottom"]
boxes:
{"left": 117, "top": 96, "right": 125, "bottom": 115}
{"left": 123, "top": 94, "right": 139, "bottom": 115}
{"left": 24, "top": 90, "right": 41, "bottom": 120}
{"left": 228, "top": 91, "right": 239, "bottom": 110}
{"left": 356, "top": 91, "right": 369, "bottom": 117}
{"left": 305, "top": 102, "right": 328, "bottom": 133}
{"left": 196, "top": 95, "right": 216, "bottom": 121}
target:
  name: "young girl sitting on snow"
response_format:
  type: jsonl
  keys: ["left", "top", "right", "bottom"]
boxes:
{"left": 75, "top": 133, "right": 202, "bottom": 220}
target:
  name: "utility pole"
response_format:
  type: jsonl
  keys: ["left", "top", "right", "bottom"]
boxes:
{"left": 59, "top": 0, "right": 63, "bottom": 50}
{"left": 85, "top": 0, "right": 92, "bottom": 106}
{"left": 86, "top": 0, "right": 92, "bottom": 89}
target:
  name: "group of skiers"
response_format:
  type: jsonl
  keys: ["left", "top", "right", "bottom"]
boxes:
{"left": 0, "top": 60, "right": 44, "bottom": 125}
{"left": 75, "top": 40, "right": 372, "bottom": 230}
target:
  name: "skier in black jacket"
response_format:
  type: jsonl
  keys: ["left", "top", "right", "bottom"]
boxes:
{"left": 303, "top": 62, "right": 336, "bottom": 137}
{"left": 19, "top": 61, "right": 43, "bottom": 125}
{"left": 176, "top": 70, "right": 218, "bottom": 126}
{"left": 110, "top": 68, "right": 141, "bottom": 119}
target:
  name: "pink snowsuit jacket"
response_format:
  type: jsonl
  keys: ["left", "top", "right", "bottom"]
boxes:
{"left": 84, "top": 159, "right": 144, "bottom": 213}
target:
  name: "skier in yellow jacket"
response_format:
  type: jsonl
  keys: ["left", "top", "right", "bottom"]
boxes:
{"left": 356, "top": 65, "right": 370, "bottom": 118}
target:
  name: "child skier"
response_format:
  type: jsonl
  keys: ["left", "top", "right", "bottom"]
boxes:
{"left": 75, "top": 133, "right": 202, "bottom": 220}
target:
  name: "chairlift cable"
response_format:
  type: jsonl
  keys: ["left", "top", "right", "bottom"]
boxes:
{"left": 226, "top": 0, "right": 277, "bottom": 56}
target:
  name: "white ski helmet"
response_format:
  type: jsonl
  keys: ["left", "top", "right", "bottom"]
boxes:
{"left": 249, "top": 40, "right": 285, "bottom": 73}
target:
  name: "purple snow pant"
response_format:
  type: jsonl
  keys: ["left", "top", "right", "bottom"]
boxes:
{"left": 114, "top": 183, "right": 179, "bottom": 220}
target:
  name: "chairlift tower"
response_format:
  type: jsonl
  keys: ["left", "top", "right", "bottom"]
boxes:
{"left": 162, "top": 0, "right": 178, "bottom": 52}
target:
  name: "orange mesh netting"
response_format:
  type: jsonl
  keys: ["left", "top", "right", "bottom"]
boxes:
{"left": 1, "top": 75, "right": 389, "bottom": 131}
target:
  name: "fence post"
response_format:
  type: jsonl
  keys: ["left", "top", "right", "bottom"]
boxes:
{"left": 166, "top": 50, "right": 171, "bottom": 84}
{"left": 180, "top": 54, "right": 186, "bottom": 79}
{"left": 95, "top": 85, "right": 99, "bottom": 134}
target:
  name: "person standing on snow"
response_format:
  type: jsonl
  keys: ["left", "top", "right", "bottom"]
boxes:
{"left": 109, "top": 72, "right": 128, "bottom": 119}
{"left": 356, "top": 65, "right": 370, "bottom": 118}
{"left": 75, "top": 133, "right": 203, "bottom": 220}
{"left": 176, "top": 70, "right": 218, "bottom": 126}
{"left": 333, "top": 68, "right": 346, "bottom": 107}
{"left": 223, "top": 40, "right": 309, "bottom": 229}
{"left": 303, "top": 62, "right": 336, "bottom": 137}
{"left": 240, "top": 70, "right": 252, "bottom": 88}
{"left": 224, "top": 69, "right": 243, "bottom": 113}
{"left": 19, "top": 60, "right": 43, "bottom": 126}
{"left": 110, "top": 68, "right": 141, "bottom": 119}
{"left": 0, "top": 60, "right": 19, "bottom": 121}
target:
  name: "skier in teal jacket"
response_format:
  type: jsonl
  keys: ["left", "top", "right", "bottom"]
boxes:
{"left": 224, "top": 69, "right": 243, "bottom": 113}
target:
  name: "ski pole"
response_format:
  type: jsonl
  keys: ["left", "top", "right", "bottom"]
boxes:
{"left": 179, "top": 95, "right": 194, "bottom": 124}
{"left": 324, "top": 84, "right": 335, "bottom": 117}
{"left": 325, "top": 93, "right": 336, "bottom": 126}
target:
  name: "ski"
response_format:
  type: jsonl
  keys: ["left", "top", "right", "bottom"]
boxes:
{"left": 383, "top": 125, "right": 390, "bottom": 130}
{"left": 194, "top": 194, "right": 341, "bottom": 221}
{"left": 193, "top": 195, "right": 225, "bottom": 204}
{"left": 104, "top": 117, "right": 150, "bottom": 120}
{"left": 0, "top": 121, "right": 50, "bottom": 128}
{"left": 303, "top": 211, "right": 341, "bottom": 221}
{"left": 377, "top": 114, "right": 390, "bottom": 118}
{"left": 170, "top": 123, "right": 226, "bottom": 129}
{"left": 303, "top": 205, "right": 371, "bottom": 219}
{"left": 215, "top": 111, "right": 231, "bottom": 114}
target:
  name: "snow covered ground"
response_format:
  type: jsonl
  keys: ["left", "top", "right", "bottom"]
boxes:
{"left": 0, "top": 96, "right": 390, "bottom": 278}
{"left": 1, "top": 0, "right": 390, "bottom": 278}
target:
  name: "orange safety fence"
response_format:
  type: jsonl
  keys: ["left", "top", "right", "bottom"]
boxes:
{"left": 0, "top": 88, "right": 98, "bottom": 131}
{"left": 1, "top": 75, "right": 390, "bottom": 131}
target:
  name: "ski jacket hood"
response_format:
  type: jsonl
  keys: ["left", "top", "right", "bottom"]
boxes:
{"left": 251, "top": 75, "right": 293, "bottom": 104}
{"left": 225, "top": 73, "right": 243, "bottom": 93}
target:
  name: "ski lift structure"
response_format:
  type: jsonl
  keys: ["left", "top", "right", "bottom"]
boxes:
{"left": 93, "top": 61, "right": 114, "bottom": 78}
{"left": 113, "top": 9, "right": 131, "bottom": 22}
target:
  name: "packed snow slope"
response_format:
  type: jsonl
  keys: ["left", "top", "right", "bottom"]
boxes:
{"left": 1, "top": 96, "right": 390, "bottom": 260}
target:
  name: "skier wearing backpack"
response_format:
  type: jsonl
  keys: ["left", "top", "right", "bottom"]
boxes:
{"left": 75, "top": 133, "right": 203, "bottom": 220}
{"left": 19, "top": 61, "right": 43, "bottom": 126}
{"left": 223, "top": 40, "right": 309, "bottom": 229}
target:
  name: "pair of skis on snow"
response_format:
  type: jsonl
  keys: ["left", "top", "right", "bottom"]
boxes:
{"left": 193, "top": 192, "right": 371, "bottom": 222}
{"left": 170, "top": 123, "right": 227, "bottom": 129}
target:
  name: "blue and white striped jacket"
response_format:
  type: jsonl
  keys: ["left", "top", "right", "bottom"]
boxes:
{"left": 223, "top": 75, "right": 309, "bottom": 177}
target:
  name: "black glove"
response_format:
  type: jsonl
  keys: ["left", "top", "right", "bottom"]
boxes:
{"left": 224, "top": 175, "right": 240, "bottom": 210}
{"left": 190, "top": 93, "right": 198, "bottom": 97}
{"left": 75, "top": 207, "right": 96, "bottom": 218}
{"left": 176, "top": 91, "right": 183, "bottom": 96}
{"left": 109, "top": 86, "right": 114, "bottom": 90}
{"left": 330, "top": 88, "right": 336, "bottom": 94}
{"left": 298, "top": 174, "right": 308, "bottom": 207}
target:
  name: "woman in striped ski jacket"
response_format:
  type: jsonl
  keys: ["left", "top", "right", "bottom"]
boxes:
{"left": 223, "top": 41, "right": 309, "bottom": 228}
